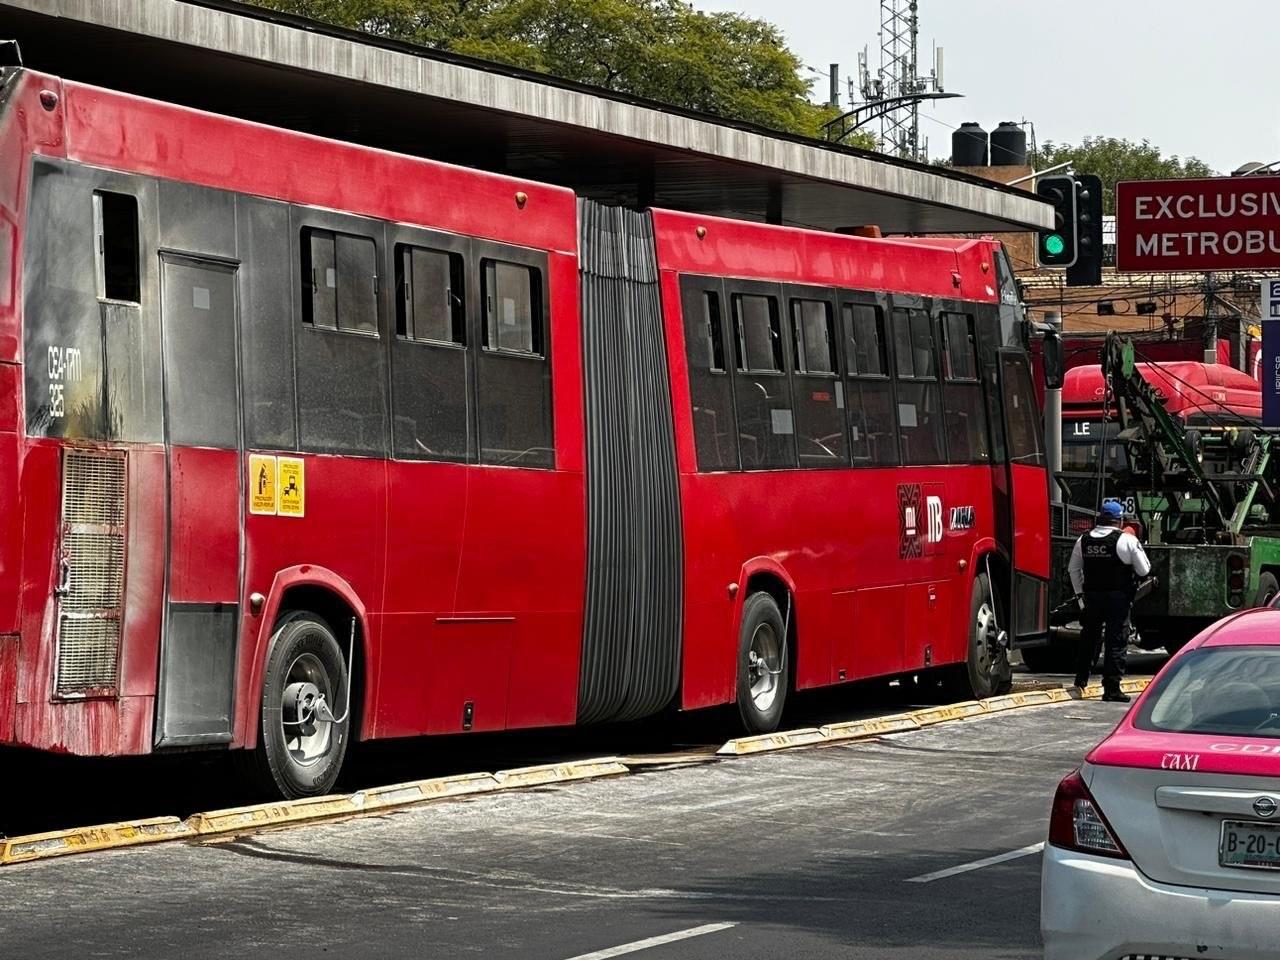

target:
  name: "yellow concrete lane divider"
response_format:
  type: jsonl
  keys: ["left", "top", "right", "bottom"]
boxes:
{"left": 717, "top": 678, "right": 1151, "bottom": 758}
{"left": 0, "top": 817, "right": 194, "bottom": 866}
{"left": 0, "top": 760, "right": 624, "bottom": 867}
{"left": 1, "top": 679, "right": 1150, "bottom": 868}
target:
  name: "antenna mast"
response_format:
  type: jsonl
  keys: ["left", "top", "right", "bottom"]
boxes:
{"left": 856, "top": 0, "right": 945, "bottom": 160}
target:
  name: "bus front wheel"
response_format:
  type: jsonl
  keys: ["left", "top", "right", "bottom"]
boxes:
{"left": 947, "top": 572, "right": 1012, "bottom": 700}
{"left": 736, "top": 592, "right": 789, "bottom": 733}
{"left": 252, "top": 612, "right": 351, "bottom": 799}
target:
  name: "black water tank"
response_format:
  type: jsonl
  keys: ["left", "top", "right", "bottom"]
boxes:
{"left": 990, "top": 121, "right": 1028, "bottom": 166}
{"left": 951, "top": 122, "right": 988, "bottom": 167}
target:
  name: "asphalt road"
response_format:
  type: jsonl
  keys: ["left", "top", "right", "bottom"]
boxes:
{"left": 0, "top": 699, "right": 1130, "bottom": 959}
{"left": 0, "top": 651, "right": 1164, "bottom": 839}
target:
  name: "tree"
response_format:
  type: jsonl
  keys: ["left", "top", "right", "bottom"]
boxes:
{"left": 1036, "top": 137, "right": 1214, "bottom": 215}
{"left": 247, "top": 0, "right": 838, "bottom": 138}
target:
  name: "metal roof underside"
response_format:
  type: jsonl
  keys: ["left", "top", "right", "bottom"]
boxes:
{"left": 0, "top": 0, "right": 1053, "bottom": 234}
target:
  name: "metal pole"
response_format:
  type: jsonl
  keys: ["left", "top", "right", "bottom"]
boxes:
{"left": 1204, "top": 272, "right": 1217, "bottom": 363}
{"left": 1045, "top": 310, "right": 1064, "bottom": 504}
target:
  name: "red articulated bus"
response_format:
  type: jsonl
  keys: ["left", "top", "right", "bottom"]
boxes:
{"left": 0, "top": 65, "right": 1049, "bottom": 797}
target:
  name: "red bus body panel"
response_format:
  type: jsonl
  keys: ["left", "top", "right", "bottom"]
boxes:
{"left": 650, "top": 211, "right": 1025, "bottom": 707}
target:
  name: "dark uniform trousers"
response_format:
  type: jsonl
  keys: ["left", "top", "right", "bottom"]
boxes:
{"left": 1077, "top": 590, "right": 1129, "bottom": 692}
{"left": 1078, "top": 528, "right": 1134, "bottom": 693}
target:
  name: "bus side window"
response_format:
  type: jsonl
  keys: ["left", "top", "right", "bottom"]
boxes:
{"left": 730, "top": 291, "right": 796, "bottom": 470}
{"left": 93, "top": 190, "right": 141, "bottom": 303}
{"left": 681, "top": 278, "right": 740, "bottom": 471}
{"left": 477, "top": 256, "right": 553, "bottom": 468}
{"left": 391, "top": 240, "right": 469, "bottom": 462}
{"left": 296, "top": 221, "right": 388, "bottom": 456}
{"left": 301, "top": 227, "right": 378, "bottom": 334}
{"left": 789, "top": 297, "right": 847, "bottom": 468}
{"left": 842, "top": 300, "right": 898, "bottom": 467}
{"left": 940, "top": 312, "right": 990, "bottom": 463}
{"left": 892, "top": 306, "right": 946, "bottom": 466}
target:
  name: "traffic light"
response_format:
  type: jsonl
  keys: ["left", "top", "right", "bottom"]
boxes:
{"left": 1036, "top": 174, "right": 1078, "bottom": 268}
{"left": 1066, "top": 174, "right": 1104, "bottom": 287}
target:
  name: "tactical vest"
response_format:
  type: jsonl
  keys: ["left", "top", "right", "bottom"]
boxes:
{"left": 1081, "top": 528, "right": 1134, "bottom": 592}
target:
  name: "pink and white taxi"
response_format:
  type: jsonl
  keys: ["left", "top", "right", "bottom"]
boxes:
{"left": 1041, "top": 609, "right": 1280, "bottom": 960}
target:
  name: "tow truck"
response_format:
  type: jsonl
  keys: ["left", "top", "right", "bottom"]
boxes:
{"left": 1026, "top": 333, "right": 1280, "bottom": 672}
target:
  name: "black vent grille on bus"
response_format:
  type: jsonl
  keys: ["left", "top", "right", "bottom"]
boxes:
{"left": 55, "top": 450, "right": 127, "bottom": 695}
{"left": 576, "top": 200, "right": 683, "bottom": 724}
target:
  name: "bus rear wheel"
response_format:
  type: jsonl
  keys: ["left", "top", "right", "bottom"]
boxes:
{"left": 252, "top": 612, "right": 351, "bottom": 799}
{"left": 736, "top": 591, "right": 789, "bottom": 733}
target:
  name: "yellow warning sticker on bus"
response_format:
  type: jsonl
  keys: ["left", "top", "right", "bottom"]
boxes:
{"left": 248, "top": 454, "right": 277, "bottom": 515}
{"left": 277, "top": 457, "right": 305, "bottom": 518}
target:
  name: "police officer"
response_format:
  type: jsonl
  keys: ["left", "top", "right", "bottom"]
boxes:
{"left": 1067, "top": 501, "right": 1151, "bottom": 702}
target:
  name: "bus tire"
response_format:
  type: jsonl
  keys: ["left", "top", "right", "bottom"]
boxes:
{"left": 947, "top": 572, "right": 1012, "bottom": 700}
{"left": 1254, "top": 571, "right": 1279, "bottom": 608}
{"left": 253, "top": 612, "right": 351, "bottom": 800}
{"left": 736, "top": 591, "right": 789, "bottom": 734}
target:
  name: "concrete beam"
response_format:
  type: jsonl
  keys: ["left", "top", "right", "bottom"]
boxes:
{"left": 3, "top": 0, "right": 1053, "bottom": 233}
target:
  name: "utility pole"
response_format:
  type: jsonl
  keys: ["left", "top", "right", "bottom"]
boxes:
{"left": 1045, "top": 310, "right": 1064, "bottom": 504}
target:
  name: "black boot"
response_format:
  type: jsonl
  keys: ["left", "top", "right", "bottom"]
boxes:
{"left": 1074, "top": 673, "right": 1089, "bottom": 689}
{"left": 1102, "top": 688, "right": 1131, "bottom": 703}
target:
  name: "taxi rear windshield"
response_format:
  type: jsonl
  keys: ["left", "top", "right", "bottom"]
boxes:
{"left": 1135, "top": 646, "right": 1280, "bottom": 738}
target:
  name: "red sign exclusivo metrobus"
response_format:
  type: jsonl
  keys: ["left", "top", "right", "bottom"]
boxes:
{"left": 1116, "top": 176, "right": 1280, "bottom": 272}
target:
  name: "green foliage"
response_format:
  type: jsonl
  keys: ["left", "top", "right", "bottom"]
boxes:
{"left": 1036, "top": 136, "right": 1215, "bottom": 215}
{"left": 247, "top": 0, "right": 837, "bottom": 138}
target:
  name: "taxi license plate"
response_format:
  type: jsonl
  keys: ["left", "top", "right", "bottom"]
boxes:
{"left": 1220, "top": 820, "right": 1280, "bottom": 870}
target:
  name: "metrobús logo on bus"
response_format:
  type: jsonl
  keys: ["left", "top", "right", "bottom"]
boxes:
{"left": 897, "top": 484, "right": 974, "bottom": 558}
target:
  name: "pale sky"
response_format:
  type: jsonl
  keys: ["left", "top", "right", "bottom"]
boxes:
{"left": 693, "top": 0, "right": 1276, "bottom": 173}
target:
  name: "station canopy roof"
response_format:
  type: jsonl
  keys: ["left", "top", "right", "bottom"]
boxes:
{"left": 0, "top": 0, "right": 1053, "bottom": 235}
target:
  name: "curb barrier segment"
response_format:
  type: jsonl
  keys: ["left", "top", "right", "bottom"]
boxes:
{"left": 619, "top": 752, "right": 719, "bottom": 768}
{"left": 819, "top": 715, "right": 921, "bottom": 742}
{"left": 0, "top": 817, "right": 193, "bottom": 865}
{"left": 355, "top": 772, "right": 502, "bottom": 812}
{"left": 910, "top": 700, "right": 989, "bottom": 727}
{"left": 715, "top": 727, "right": 827, "bottom": 756}
{"left": 0, "top": 680, "right": 1155, "bottom": 867}
{"left": 493, "top": 759, "right": 630, "bottom": 787}
{"left": 188, "top": 794, "right": 364, "bottom": 835}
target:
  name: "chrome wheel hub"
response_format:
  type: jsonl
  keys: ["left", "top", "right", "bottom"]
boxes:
{"left": 747, "top": 623, "right": 783, "bottom": 713}
{"left": 280, "top": 652, "right": 334, "bottom": 767}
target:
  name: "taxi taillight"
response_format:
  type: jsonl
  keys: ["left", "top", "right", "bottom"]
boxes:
{"left": 1047, "top": 769, "right": 1129, "bottom": 860}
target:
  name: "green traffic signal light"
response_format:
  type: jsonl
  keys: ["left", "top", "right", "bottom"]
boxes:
{"left": 1044, "top": 234, "right": 1066, "bottom": 257}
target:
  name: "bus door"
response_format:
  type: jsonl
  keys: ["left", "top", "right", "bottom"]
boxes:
{"left": 996, "top": 349, "right": 1050, "bottom": 643}
{"left": 154, "top": 254, "right": 243, "bottom": 746}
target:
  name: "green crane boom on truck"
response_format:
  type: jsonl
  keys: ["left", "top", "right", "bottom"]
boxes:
{"left": 1028, "top": 334, "right": 1280, "bottom": 672}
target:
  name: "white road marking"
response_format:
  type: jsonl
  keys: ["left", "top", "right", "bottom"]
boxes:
{"left": 563, "top": 923, "right": 737, "bottom": 960}
{"left": 904, "top": 842, "right": 1045, "bottom": 883}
